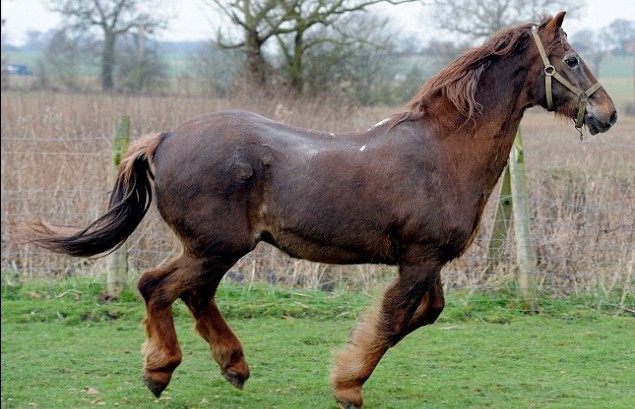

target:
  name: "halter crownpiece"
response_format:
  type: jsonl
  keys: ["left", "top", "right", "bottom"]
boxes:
{"left": 530, "top": 26, "right": 603, "bottom": 139}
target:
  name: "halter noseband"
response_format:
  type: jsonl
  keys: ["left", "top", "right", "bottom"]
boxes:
{"left": 530, "top": 26, "right": 603, "bottom": 137}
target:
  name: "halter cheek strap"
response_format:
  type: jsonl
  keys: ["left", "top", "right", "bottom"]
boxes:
{"left": 530, "top": 26, "right": 603, "bottom": 136}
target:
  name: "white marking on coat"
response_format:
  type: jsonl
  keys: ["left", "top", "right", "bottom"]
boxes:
{"left": 373, "top": 118, "right": 390, "bottom": 128}
{"left": 359, "top": 145, "right": 367, "bottom": 152}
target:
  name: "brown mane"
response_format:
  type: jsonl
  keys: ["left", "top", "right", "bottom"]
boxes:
{"left": 407, "top": 18, "right": 552, "bottom": 120}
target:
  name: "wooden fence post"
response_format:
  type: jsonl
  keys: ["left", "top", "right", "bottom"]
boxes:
{"left": 106, "top": 116, "right": 130, "bottom": 298}
{"left": 509, "top": 128, "right": 538, "bottom": 312}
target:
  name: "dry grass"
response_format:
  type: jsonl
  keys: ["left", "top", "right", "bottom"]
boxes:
{"left": 1, "top": 92, "right": 633, "bottom": 297}
{"left": 520, "top": 109, "right": 634, "bottom": 297}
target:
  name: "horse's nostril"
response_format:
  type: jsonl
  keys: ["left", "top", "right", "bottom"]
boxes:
{"left": 609, "top": 111, "right": 618, "bottom": 126}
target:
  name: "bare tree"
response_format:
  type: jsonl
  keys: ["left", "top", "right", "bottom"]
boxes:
{"left": 191, "top": 40, "right": 243, "bottom": 96}
{"left": 275, "top": 2, "right": 399, "bottom": 93}
{"left": 50, "top": 0, "right": 168, "bottom": 91}
{"left": 209, "top": 0, "right": 418, "bottom": 89}
{"left": 117, "top": 32, "right": 167, "bottom": 93}
{"left": 43, "top": 28, "right": 92, "bottom": 90}
{"left": 431, "top": 0, "right": 586, "bottom": 42}
{"left": 209, "top": 0, "right": 291, "bottom": 85}
{"left": 298, "top": 13, "right": 395, "bottom": 99}
{"left": 600, "top": 19, "right": 635, "bottom": 55}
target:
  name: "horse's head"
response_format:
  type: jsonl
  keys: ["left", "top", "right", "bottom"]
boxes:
{"left": 531, "top": 11, "right": 617, "bottom": 135}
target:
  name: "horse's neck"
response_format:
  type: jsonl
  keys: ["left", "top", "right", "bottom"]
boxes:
{"left": 479, "top": 59, "right": 532, "bottom": 193}
{"left": 472, "top": 109, "right": 524, "bottom": 196}
{"left": 435, "top": 60, "right": 530, "bottom": 196}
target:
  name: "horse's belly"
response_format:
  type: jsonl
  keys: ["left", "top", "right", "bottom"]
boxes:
{"left": 257, "top": 229, "right": 398, "bottom": 265}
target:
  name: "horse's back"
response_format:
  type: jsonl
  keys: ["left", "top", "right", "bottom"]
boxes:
{"left": 147, "top": 109, "right": 479, "bottom": 265}
{"left": 148, "top": 110, "right": 398, "bottom": 262}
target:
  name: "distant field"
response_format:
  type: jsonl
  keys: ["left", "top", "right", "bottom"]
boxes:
{"left": 602, "top": 77, "right": 634, "bottom": 113}
{"left": 1, "top": 50, "right": 42, "bottom": 68}
{"left": 3, "top": 47, "right": 633, "bottom": 103}
{"left": 598, "top": 54, "right": 634, "bottom": 78}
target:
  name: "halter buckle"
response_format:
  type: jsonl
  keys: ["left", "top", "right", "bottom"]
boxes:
{"left": 544, "top": 65, "right": 555, "bottom": 76}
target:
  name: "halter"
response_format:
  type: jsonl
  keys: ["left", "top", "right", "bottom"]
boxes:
{"left": 530, "top": 26, "right": 603, "bottom": 138}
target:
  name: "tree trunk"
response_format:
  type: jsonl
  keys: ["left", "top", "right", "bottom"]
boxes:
{"left": 246, "top": 47, "right": 266, "bottom": 85}
{"left": 102, "top": 33, "right": 116, "bottom": 91}
{"left": 289, "top": 31, "right": 305, "bottom": 93}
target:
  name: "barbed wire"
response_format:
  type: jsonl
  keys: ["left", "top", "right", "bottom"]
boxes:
{"left": 1, "top": 136, "right": 110, "bottom": 142}
{"left": 2, "top": 189, "right": 110, "bottom": 194}
{"left": 1, "top": 151, "right": 107, "bottom": 157}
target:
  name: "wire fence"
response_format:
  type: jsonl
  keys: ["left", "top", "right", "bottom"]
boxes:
{"left": 2, "top": 129, "right": 634, "bottom": 298}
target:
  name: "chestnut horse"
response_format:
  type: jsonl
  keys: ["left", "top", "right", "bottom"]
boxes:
{"left": 26, "top": 12, "right": 616, "bottom": 408}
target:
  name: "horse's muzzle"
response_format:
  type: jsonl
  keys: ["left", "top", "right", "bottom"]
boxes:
{"left": 586, "top": 110, "right": 618, "bottom": 135}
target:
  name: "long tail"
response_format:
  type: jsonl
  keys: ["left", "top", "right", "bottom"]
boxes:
{"left": 24, "top": 132, "right": 166, "bottom": 257}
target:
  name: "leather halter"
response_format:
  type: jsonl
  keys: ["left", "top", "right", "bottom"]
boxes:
{"left": 530, "top": 26, "right": 603, "bottom": 135}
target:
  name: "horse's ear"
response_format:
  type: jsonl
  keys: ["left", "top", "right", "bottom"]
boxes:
{"left": 545, "top": 11, "right": 566, "bottom": 34}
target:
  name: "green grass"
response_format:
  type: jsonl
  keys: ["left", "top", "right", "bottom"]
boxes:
{"left": 2, "top": 277, "right": 634, "bottom": 409}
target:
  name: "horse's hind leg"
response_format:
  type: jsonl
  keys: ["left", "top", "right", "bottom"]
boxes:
{"left": 181, "top": 279, "right": 250, "bottom": 390}
{"left": 331, "top": 254, "right": 443, "bottom": 409}
{"left": 137, "top": 254, "right": 207, "bottom": 397}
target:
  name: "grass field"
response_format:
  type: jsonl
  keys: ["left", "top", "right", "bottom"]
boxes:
{"left": 1, "top": 278, "right": 634, "bottom": 409}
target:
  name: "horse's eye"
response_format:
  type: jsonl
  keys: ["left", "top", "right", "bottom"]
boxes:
{"left": 564, "top": 56, "right": 579, "bottom": 68}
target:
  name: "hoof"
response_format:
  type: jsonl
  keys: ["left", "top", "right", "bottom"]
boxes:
{"left": 336, "top": 397, "right": 362, "bottom": 409}
{"left": 222, "top": 370, "right": 248, "bottom": 390}
{"left": 333, "top": 386, "right": 363, "bottom": 409}
{"left": 143, "top": 376, "right": 168, "bottom": 398}
{"left": 143, "top": 370, "right": 172, "bottom": 398}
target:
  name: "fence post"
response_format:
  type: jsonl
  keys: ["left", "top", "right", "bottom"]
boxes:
{"left": 509, "top": 128, "right": 538, "bottom": 312}
{"left": 106, "top": 115, "right": 130, "bottom": 298}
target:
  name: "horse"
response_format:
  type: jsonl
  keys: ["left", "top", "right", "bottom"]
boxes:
{"left": 24, "top": 12, "right": 616, "bottom": 409}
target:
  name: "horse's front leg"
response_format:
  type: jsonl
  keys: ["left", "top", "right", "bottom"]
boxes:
{"left": 405, "top": 275, "right": 445, "bottom": 334}
{"left": 331, "top": 253, "right": 443, "bottom": 409}
{"left": 181, "top": 282, "right": 250, "bottom": 390}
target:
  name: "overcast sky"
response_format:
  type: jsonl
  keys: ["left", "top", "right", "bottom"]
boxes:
{"left": 1, "top": 0, "right": 633, "bottom": 46}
